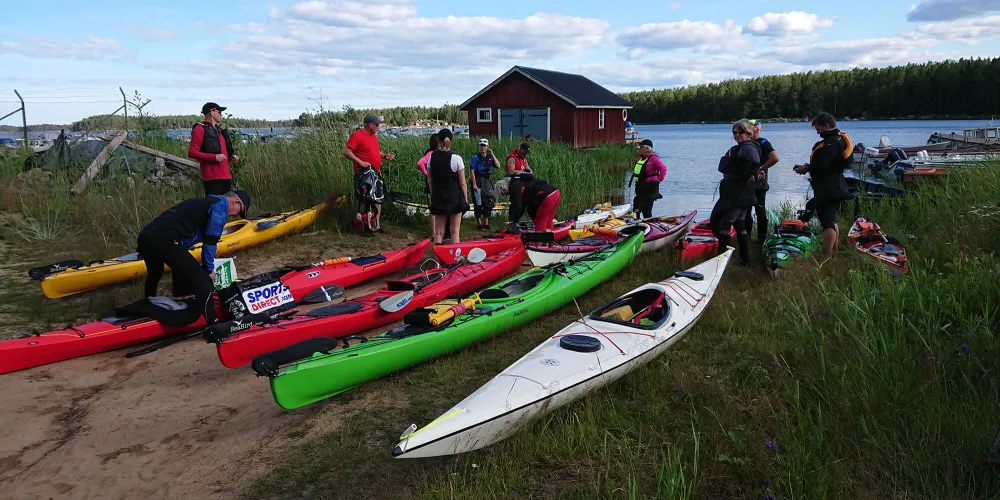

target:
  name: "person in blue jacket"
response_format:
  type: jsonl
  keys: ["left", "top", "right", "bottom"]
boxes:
{"left": 136, "top": 189, "right": 251, "bottom": 324}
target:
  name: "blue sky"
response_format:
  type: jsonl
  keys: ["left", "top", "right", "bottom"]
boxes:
{"left": 2, "top": 0, "right": 999, "bottom": 124}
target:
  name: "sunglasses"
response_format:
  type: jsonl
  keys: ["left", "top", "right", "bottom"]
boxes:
{"left": 732, "top": 130, "right": 748, "bottom": 135}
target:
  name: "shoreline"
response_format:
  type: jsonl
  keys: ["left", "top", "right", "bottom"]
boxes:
{"left": 631, "top": 115, "right": 996, "bottom": 126}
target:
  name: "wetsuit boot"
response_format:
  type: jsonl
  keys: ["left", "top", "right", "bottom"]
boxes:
{"left": 736, "top": 231, "right": 751, "bottom": 266}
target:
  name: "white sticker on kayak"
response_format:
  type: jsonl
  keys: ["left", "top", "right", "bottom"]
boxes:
{"left": 242, "top": 282, "right": 294, "bottom": 314}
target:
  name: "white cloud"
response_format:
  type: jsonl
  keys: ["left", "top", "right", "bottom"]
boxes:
{"left": 4, "top": 36, "right": 134, "bottom": 61}
{"left": 668, "top": 2, "right": 682, "bottom": 11}
{"left": 132, "top": 28, "right": 179, "bottom": 42}
{"left": 744, "top": 11, "right": 835, "bottom": 37}
{"left": 228, "top": 22, "right": 267, "bottom": 34}
{"left": 285, "top": 0, "right": 418, "bottom": 27}
{"left": 759, "top": 37, "right": 938, "bottom": 66}
{"left": 907, "top": 0, "right": 1000, "bottom": 21}
{"left": 616, "top": 19, "right": 746, "bottom": 53}
{"left": 906, "top": 15, "right": 1000, "bottom": 44}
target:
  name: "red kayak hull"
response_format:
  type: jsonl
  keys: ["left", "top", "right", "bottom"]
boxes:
{"left": 677, "top": 219, "right": 733, "bottom": 266}
{"left": 433, "top": 221, "right": 572, "bottom": 264}
{"left": 215, "top": 245, "right": 527, "bottom": 368}
{"left": 0, "top": 240, "right": 431, "bottom": 374}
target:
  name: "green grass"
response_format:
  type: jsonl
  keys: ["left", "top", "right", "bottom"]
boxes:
{"left": 245, "top": 165, "right": 1000, "bottom": 499}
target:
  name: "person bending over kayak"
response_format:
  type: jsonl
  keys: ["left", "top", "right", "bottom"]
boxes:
{"left": 137, "top": 189, "right": 251, "bottom": 325}
{"left": 711, "top": 119, "right": 761, "bottom": 266}
{"left": 744, "top": 119, "right": 780, "bottom": 243}
{"left": 630, "top": 139, "right": 667, "bottom": 219}
{"left": 793, "top": 112, "right": 854, "bottom": 261}
{"left": 427, "top": 128, "right": 469, "bottom": 244}
{"left": 496, "top": 176, "right": 561, "bottom": 232}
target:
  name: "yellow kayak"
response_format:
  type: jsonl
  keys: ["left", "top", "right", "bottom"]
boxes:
{"left": 35, "top": 203, "right": 326, "bottom": 299}
{"left": 569, "top": 211, "right": 639, "bottom": 239}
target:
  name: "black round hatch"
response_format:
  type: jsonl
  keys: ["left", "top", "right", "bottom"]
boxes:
{"left": 559, "top": 335, "right": 602, "bottom": 353}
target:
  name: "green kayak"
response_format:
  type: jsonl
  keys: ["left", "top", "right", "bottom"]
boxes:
{"left": 253, "top": 227, "right": 645, "bottom": 410}
{"left": 762, "top": 212, "right": 818, "bottom": 272}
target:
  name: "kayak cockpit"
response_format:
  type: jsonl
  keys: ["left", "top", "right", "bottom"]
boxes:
{"left": 479, "top": 272, "right": 547, "bottom": 299}
{"left": 588, "top": 288, "right": 671, "bottom": 329}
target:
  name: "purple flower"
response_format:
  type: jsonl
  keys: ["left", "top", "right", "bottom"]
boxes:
{"left": 762, "top": 479, "right": 771, "bottom": 488}
{"left": 765, "top": 439, "right": 779, "bottom": 452}
{"left": 674, "top": 379, "right": 681, "bottom": 391}
{"left": 958, "top": 327, "right": 963, "bottom": 336}
{"left": 962, "top": 343, "right": 968, "bottom": 354}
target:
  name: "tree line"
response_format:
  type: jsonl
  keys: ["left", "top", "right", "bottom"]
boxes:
{"left": 292, "top": 105, "right": 467, "bottom": 128}
{"left": 620, "top": 57, "right": 1000, "bottom": 124}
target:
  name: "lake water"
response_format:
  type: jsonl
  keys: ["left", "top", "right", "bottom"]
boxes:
{"left": 635, "top": 120, "right": 988, "bottom": 219}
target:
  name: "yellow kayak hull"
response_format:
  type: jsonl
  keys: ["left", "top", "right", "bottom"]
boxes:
{"left": 39, "top": 203, "right": 325, "bottom": 299}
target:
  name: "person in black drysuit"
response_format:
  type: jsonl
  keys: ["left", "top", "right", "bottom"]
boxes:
{"left": 136, "top": 190, "right": 251, "bottom": 325}
{"left": 744, "top": 120, "right": 780, "bottom": 243}
{"left": 427, "top": 128, "right": 469, "bottom": 244}
{"left": 711, "top": 119, "right": 761, "bottom": 266}
{"left": 794, "top": 112, "right": 855, "bottom": 261}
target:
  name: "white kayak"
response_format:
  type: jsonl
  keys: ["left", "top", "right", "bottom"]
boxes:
{"left": 573, "top": 203, "right": 632, "bottom": 229}
{"left": 393, "top": 247, "right": 734, "bottom": 458}
{"left": 527, "top": 212, "right": 695, "bottom": 267}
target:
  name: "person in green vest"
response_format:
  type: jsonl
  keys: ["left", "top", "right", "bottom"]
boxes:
{"left": 630, "top": 139, "right": 667, "bottom": 219}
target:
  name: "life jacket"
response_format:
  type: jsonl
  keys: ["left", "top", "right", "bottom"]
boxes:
{"left": 631, "top": 157, "right": 649, "bottom": 183}
{"left": 779, "top": 219, "right": 809, "bottom": 231}
{"left": 506, "top": 150, "right": 528, "bottom": 174}
{"left": 717, "top": 141, "right": 761, "bottom": 206}
{"left": 194, "top": 122, "right": 229, "bottom": 156}
{"left": 810, "top": 130, "right": 854, "bottom": 171}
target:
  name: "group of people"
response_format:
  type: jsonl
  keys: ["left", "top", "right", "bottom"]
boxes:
{"left": 710, "top": 113, "right": 854, "bottom": 266}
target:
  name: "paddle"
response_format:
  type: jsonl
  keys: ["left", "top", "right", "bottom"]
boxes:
{"left": 379, "top": 247, "right": 487, "bottom": 313}
{"left": 766, "top": 209, "right": 781, "bottom": 230}
{"left": 28, "top": 260, "right": 85, "bottom": 280}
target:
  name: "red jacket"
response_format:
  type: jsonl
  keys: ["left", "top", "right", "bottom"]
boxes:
{"left": 188, "top": 121, "right": 233, "bottom": 181}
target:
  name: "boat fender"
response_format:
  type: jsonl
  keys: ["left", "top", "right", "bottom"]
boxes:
{"left": 559, "top": 335, "right": 602, "bottom": 353}
{"left": 251, "top": 336, "right": 340, "bottom": 377}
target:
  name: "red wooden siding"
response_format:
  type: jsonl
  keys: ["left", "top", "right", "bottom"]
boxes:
{"left": 572, "top": 108, "right": 626, "bottom": 148}
{"left": 463, "top": 72, "right": 574, "bottom": 142}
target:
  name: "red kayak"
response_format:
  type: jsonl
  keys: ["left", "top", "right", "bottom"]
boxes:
{"left": 677, "top": 219, "right": 734, "bottom": 266}
{"left": 433, "top": 221, "right": 572, "bottom": 264}
{"left": 214, "top": 245, "right": 527, "bottom": 368}
{"left": 0, "top": 240, "right": 431, "bottom": 374}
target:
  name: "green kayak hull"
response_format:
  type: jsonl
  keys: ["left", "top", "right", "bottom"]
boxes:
{"left": 268, "top": 232, "right": 644, "bottom": 409}
{"left": 762, "top": 227, "right": 818, "bottom": 270}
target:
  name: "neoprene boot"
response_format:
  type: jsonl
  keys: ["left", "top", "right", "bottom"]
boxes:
{"left": 757, "top": 227, "right": 769, "bottom": 244}
{"left": 737, "top": 232, "right": 751, "bottom": 265}
{"left": 716, "top": 234, "right": 731, "bottom": 255}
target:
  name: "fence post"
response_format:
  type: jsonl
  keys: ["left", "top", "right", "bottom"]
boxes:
{"left": 14, "top": 89, "right": 26, "bottom": 145}
{"left": 120, "top": 87, "right": 127, "bottom": 133}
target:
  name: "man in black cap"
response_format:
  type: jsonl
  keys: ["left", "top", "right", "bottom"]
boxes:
{"left": 189, "top": 102, "right": 240, "bottom": 195}
{"left": 630, "top": 139, "right": 667, "bottom": 219}
{"left": 136, "top": 189, "right": 251, "bottom": 325}
{"left": 344, "top": 114, "right": 395, "bottom": 232}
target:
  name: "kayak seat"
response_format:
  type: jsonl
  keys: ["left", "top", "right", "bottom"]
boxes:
{"left": 480, "top": 273, "right": 547, "bottom": 300}
{"left": 590, "top": 289, "right": 670, "bottom": 329}
{"left": 350, "top": 254, "right": 387, "bottom": 266}
{"left": 384, "top": 322, "right": 438, "bottom": 339}
{"left": 307, "top": 302, "right": 364, "bottom": 317}
{"left": 251, "top": 337, "right": 339, "bottom": 377}
{"left": 602, "top": 305, "right": 634, "bottom": 322}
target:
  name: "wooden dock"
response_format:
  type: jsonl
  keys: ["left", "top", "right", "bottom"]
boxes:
{"left": 929, "top": 126, "right": 1000, "bottom": 147}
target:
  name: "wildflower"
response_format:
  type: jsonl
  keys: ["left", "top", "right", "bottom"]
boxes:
{"left": 674, "top": 379, "right": 681, "bottom": 391}
{"left": 958, "top": 327, "right": 963, "bottom": 336}
{"left": 762, "top": 479, "right": 771, "bottom": 488}
{"left": 962, "top": 343, "right": 968, "bottom": 354}
{"left": 765, "top": 439, "right": 779, "bottom": 452}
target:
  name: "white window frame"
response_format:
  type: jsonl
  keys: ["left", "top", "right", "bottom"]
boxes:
{"left": 598, "top": 109, "right": 605, "bottom": 129}
{"left": 476, "top": 108, "right": 493, "bottom": 123}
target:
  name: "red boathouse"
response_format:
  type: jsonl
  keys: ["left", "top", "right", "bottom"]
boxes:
{"left": 459, "top": 66, "right": 633, "bottom": 149}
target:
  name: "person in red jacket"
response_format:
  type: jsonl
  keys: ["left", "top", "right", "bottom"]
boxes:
{"left": 188, "top": 102, "right": 240, "bottom": 195}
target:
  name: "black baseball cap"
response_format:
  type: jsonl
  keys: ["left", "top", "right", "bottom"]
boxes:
{"left": 637, "top": 139, "right": 653, "bottom": 147}
{"left": 519, "top": 142, "right": 531, "bottom": 151}
{"left": 233, "top": 189, "right": 251, "bottom": 218}
{"left": 202, "top": 102, "right": 227, "bottom": 114}
{"left": 364, "top": 114, "right": 384, "bottom": 124}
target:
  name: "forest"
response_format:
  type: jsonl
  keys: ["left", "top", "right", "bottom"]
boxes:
{"left": 620, "top": 57, "right": 1000, "bottom": 124}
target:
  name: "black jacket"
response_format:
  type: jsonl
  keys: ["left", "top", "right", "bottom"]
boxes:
{"left": 808, "top": 129, "right": 854, "bottom": 202}
{"left": 717, "top": 141, "right": 761, "bottom": 207}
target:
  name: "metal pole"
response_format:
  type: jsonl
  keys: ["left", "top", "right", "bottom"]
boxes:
{"left": 14, "top": 89, "right": 26, "bottom": 146}
{"left": 120, "top": 87, "right": 127, "bottom": 133}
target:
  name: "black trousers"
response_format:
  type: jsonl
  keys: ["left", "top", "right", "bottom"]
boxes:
{"left": 138, "top": 233, "right": 217, "bottom": 324}
{"left": 203, "top": 179, "right": 232, "bottom": 196}
{"left": 710, "top": 200, "right": 751, "bottom": 265}
{"left": 744, "top": 188, "right": 768, "bottom": 240}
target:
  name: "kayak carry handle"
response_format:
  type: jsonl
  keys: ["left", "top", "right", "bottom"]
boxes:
{"left": 341, "top": 334, "right": 368, "bottom": 349}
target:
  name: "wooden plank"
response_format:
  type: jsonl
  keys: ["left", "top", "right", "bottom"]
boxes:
{"left": 70, "top": 130, "right": 128, "bottom": 195}
{"left": 98, "top": 136, "right": 199, "bottom": 170}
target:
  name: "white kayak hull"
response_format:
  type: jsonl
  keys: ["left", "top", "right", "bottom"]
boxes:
{"left": 394, "top": 248, "right": 733, "bottom": 458}
{"left": 574, "top": 203, "right": 632, "bottom": 229}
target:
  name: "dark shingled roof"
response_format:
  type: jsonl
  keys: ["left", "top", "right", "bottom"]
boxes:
{"left": 460, "top": 66, "right": 633, "bottom": 109}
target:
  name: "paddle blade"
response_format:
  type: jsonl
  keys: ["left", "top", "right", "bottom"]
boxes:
{"left": 466, "top": 247, "right": 487, "bottom": 263}
{"left": 380, "top": 290, "right": 415, "bottom": 312}
{"left": 767, "top": 209, "right": 781, "bottom": 227}
{"left": 257, "top": 220, "right": 278, "bottom": 229}
{"left": 300, "top": 284, "right": 346, "bottom": 304}
{"left": 28, "top": 260, "right": 85, "bottom": 280}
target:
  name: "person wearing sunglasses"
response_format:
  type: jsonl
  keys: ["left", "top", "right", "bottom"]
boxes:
{"left": 136, "top": 189, "right": 251, "bottom": 326}
{"left": 711, "top": 118, "right": 761, "bottom": 266}
{"left": 744, "top": 119, "right": 780, "bottom": 243}
{"left": 793, "top": 112, "right": 854, "bottom": 261}
{"left": 469, "top": 138, "right": 501, "bottom": 230}
{"left": 189, "top": 102, "right": 240, "bottom": 196}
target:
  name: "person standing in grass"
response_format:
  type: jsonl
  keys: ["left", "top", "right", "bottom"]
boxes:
{"left": 745, "top": 119, "right": 780, "bottom": 243}
{"left": 470, "top": 138, "right": 501, "bottom": 231}
{"left": 417, "top": 134, "right": 442, "bottom": 237}
{"left": 344, "top": 114, "right": 395, "bottom": 233}
{"left": 794, "top": 112, "right": 854, "bottom": 261}
{"left": 630, "top": 139, "right": 667, "bottom": 219}
{"left": 505, "top": 142, "right": 533, "bottom": 227}
{"left": 427, "top": 129, "right": 469, "bottom": 244}
{"left": 188, "top": 102, "right": 240, "bottom": 196}
{"left": 711, "top": 119, "right": 761, "bottom": 266}
{"left": 137, "top": 190, "right": 251, "bottom": 325}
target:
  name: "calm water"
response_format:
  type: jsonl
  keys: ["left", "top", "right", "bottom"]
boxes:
{"left": 635, "top": 120, "right": 989, "bottom": 219}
